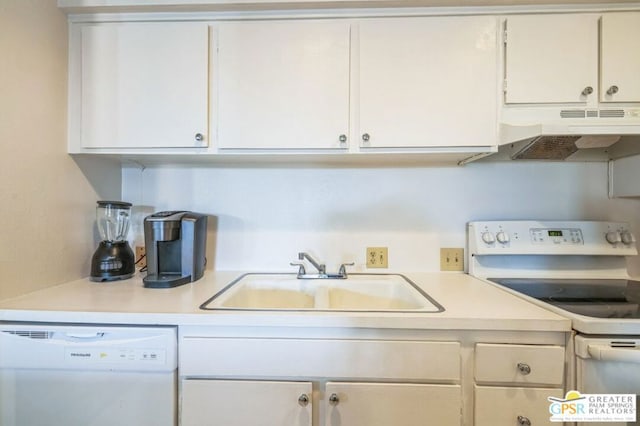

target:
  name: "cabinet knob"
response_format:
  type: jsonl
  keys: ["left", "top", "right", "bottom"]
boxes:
{"left": 581, "top": 86, "right": 593, "bottom": 96}
{"left": 361, "top": 133, "right": 370, "bottom": 142}
{"left": 517, "top": 362, "right": 531, "bottom": 375}
{"left": 195, "top": 133, "right": 204, "bottom": 142}
{"left": 339, "top": 134, "right": 347, "bottom": 143}
{"left": 298, "top": 394, "right": 310, "bottom": 407}
{"left": 607, "top": 85, "right": 619, "bottom": 95}
{"left": 329, "top": 393, "right": 340, "bottom": 405}
{"left": 517, "top": 415, "right": 531, "bottom": 425}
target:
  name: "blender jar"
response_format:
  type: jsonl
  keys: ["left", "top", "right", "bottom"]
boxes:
{"left": 97, "top": 201, "right": 132, "bottom": 242}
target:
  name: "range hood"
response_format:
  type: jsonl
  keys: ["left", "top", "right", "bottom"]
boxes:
{"left": 494, "top": 106, "right": 640, "bottom": 161}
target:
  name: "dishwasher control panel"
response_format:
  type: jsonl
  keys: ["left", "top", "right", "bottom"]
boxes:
{"left": 64, "top": 347, "right": 167, "bottom": 365}
{"left": 0, "top": 325, "right": 177, "bottom": 371}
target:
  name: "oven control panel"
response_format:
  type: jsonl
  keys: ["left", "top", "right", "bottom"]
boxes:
{"left": 468, "top": 221, "right": 637, "bottom": 256}
{"left": 529, "top": 227, "right": 584, "bottom": 245}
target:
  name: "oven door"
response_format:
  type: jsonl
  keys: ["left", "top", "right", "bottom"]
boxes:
{"left": 575, "top": 335, "right": 640, "bottom": 426}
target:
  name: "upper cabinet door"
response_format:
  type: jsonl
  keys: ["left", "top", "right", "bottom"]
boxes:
{"left": 216, "top": 20, "right": 350, "bottom": 150}
{"left": 358, "top": 16, "right": 498, "bottom": 148}
{"left": 80, "top": 22, "right": 209, "bottom": 149}
{"left": 600, "top": 12, "right": 640, "bottom": 103}
{"left": 504, "top": 14, "right": 599, "bottom": 104}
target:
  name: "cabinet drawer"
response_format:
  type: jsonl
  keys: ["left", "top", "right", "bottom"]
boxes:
{"left": 475, "top": 385, "right": 563, "bottom": 426}
{"left": 475, "top": 344, "right": 564, "bottom": 385}
{"left": 181, "top": 338, "right": 460, "bottom": 381}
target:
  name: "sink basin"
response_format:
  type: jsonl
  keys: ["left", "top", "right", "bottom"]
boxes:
{"left": 200, "top": 273, "right": 444, "bottom": 312}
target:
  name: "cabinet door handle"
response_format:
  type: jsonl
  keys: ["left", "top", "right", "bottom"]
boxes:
{"left": 195, "top": 133, "right": 204, "bottom": 142}
{"left": 517, "top": 415, "right": 531, "bottom": 425}
{"left": 339, "top": 134, "right": 347, "bottom": 143}
{"left": 298, "top": 394, "right": 310, "bottom": 407}
{"left": 517, "top": 362, "right": 531, "bottom": 375}
{"left": 361, "top": 133, "right": 370, "bottom": 142}
{"left": 581, "top": 86, "right": 593, "bottom": 96}
{"left": 329, "top": 393, "right": 340, "bottom": 405}
{"left": 607, "top": 85, "right": 619, "bottom": 95}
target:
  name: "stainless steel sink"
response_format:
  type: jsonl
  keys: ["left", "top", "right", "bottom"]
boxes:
{"left": 200, "top": 273, "right": 445, "bottom": 312}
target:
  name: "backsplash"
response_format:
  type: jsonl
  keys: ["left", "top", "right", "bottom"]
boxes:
{"left": 122, "top": 161, "right": 623, "bottom": 273}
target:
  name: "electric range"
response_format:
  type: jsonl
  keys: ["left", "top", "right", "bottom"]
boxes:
{"left": 468, "top": 220, "right": 640, "bottom": 424}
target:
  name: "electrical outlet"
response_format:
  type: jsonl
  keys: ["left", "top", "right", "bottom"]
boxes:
{"left": 135, "top": 246, "right": 146, "bottom": 269}
{"left": 366, "top": 247, "right": 388, "bottom": 268}
{"left": 440, "top": 248, "right": 464, "bottom": 271}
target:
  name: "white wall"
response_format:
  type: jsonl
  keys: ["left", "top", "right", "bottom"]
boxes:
{"left": 122, "top": 161, "right": 625, "bottom": 273}
{"left": 0, "top": 0, "right": 121, "bottom": 300}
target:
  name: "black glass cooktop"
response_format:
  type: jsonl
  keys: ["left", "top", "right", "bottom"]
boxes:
{"left": 489, "top": 278, "right": 640, "bottom": 319}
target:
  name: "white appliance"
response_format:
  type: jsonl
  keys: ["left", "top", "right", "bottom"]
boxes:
{"left": 0, "top": 323, "right": 177, "bottom": 426}
{"left": 468, "top": 220, "right": 639, "bottom": 426}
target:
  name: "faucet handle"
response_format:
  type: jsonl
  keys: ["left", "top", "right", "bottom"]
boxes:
{"left": 290, "top": 262, "right": 306, "bottom": 276}
{"left": 338, "top": 262, "right": 355, "bottom": 276}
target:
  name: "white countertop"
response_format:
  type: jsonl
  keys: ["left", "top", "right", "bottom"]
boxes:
{"left": 0, "top": 271, "right": 570, "bottom": 331}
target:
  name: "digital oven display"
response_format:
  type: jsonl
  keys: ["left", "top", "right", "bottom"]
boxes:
{"left": 548, "top": 230, "right": 563, "bottom": 237}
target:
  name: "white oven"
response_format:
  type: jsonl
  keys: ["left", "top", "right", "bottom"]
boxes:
{"left": 468, "top": 220, "right": 640, "bottom": 426}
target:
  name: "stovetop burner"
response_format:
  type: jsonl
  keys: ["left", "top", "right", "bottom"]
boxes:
{"left": 489, "top": 279, "right": 640, "bottom": 319}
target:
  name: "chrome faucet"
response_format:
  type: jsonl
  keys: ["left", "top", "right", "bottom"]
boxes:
{"left": 298, "top": 252, "right": 326, "bottom": 274}
{"left": 291, "top": 252, "right": 354, "bottom": 279}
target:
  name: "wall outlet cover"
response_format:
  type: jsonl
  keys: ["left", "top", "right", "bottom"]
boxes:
{"left": 135, "top": 246, "right": 147, "bottom": 269}
{"left": 366, "top": 247, "right": 388, "bottom": 268}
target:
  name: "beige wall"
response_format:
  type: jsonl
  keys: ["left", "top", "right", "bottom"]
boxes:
{"left": 0, "top": 0, "right": 120, "bottom": 300}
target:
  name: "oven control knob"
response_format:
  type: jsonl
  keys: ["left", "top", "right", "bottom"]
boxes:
{"left": 621, "top": 231, "right": 635, "bottom": 245}
{"left": 481, "top": 232, "right": 496, "bottom": 244}
{"left": 605, "top": 231, "right": 621, "bottom": 244}
{"left": 496, "top": 231, "right": 510, "bottom": 244}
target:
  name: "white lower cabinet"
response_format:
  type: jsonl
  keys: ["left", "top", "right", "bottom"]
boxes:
{"left": 181, "top": 379, "right": 312, "bottom": 426}
{"left": 179, "top": 329, "right": 567, "bottom": 426}
{"left": 475, "top": 386, "right": 563, "bottom": 426}
{"left": 325, "top": 382, "right": 461, "bottom": 426}
{"left": 181, "top": 379, "right": 461, "bottom": 426}
{"left": 474, "top": 344, "right": 566, "bottom": 426}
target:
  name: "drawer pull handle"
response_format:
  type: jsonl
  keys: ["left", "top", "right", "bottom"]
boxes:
{"left": 517, "top": 415, "right": 531, "bottom": 425}
{"left": 581, "top": 86, "right": 593, "bottom": 96}
{"left": 298, "top": 394, "right": 309, "bottom": 407}
{"left": 607, "top": 85, "right": 619, "bottom": 95}
{"left": 517, "top": 362, "right": 531, "bottom": 375}
{"left": 329, "top": 393, "right": 340, "bottom": 405}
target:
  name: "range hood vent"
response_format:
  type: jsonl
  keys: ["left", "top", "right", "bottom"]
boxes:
{"left": 492, "top": 105, "right": 640, "bottom": 162}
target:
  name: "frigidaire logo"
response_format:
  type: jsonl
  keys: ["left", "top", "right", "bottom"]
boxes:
{"left": 69, "top": 352, "right": 91, "bottom": 357}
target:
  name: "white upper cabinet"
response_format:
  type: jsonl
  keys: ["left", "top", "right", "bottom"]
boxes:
{"left": 504, "top": 12, "right": 640, "bottom": 105}
{"left": 504, "top": 14, "right": 599, "bottom": 104}
{"left": 80, "top": 22, "right": 209, "bottom": 149}
{"left": 600, "top": 12, "right": 640, "bottom": 103}
{"left": 216, "top": 20, "right": 350, "bottom": 150}
{"left": 358, "top": 16, "right": 499, "bottom": 148}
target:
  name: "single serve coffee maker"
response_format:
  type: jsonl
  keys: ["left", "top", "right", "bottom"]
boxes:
{"left": 143, "top": 211, "right": 207, "bottom": 288}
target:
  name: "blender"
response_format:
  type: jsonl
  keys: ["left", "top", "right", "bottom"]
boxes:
{"left": 90, "top": 201, "right": 135, "bottom": 282}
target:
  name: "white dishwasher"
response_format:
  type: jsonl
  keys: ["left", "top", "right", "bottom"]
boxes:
{"left": 0, "top": 323, "right": 177, "bottom": 426}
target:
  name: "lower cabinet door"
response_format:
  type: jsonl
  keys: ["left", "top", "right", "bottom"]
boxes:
{"left": 475, "top": 386, "right": 563, "bottom": 426}
{"left": 325, "top": 382, "right": 461, "bottom": 426}
{"left": 181, "top": 379, "right": 312, "bottom": 426}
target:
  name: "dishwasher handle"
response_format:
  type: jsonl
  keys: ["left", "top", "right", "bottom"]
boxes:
{"left": 587, "top": 344, "right": 640, "bottom": 364}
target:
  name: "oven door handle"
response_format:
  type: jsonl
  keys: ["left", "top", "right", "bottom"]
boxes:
{"left": 587, "top": 344, "right": 640, "bottom": 364}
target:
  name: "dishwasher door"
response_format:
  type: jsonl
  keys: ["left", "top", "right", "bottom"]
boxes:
{"left": 0, "top": 323, "right": 177, "bottom": 426}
